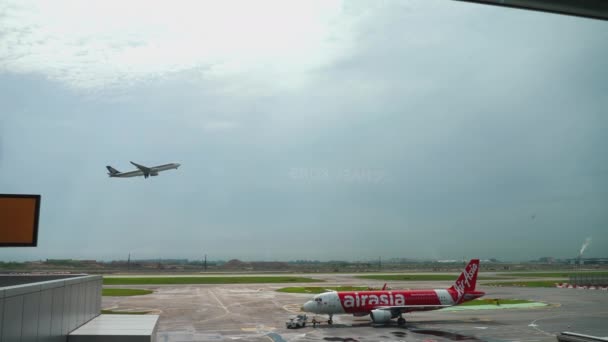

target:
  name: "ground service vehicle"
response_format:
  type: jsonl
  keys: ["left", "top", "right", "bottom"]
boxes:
{"left": 285, "top": 314, "right": 307, "bottom": 329}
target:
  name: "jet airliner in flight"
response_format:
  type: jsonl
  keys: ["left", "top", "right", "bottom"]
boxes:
{"left": 302, "top": 259, "right": 483, "bottom": 326}
{"left": 106, "top": 161, "right": 181, "bottom": 179}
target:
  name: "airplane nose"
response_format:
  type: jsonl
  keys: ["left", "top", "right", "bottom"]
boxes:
{"left": 302, "top": 301, "right": 314, "bottom": 313}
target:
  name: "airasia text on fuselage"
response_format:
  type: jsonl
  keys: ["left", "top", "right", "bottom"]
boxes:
{"left": 340, "top": 292, "right": 407, "bottom": 308}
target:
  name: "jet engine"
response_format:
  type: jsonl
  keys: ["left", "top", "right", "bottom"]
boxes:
{"left": 370, "top": 309, "right": 392, "bottom": 324}
{"left": 150, "top": 171, "right": 159, "bottom": 176}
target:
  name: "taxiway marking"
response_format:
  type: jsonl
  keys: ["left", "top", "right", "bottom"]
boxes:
{"left": 209, "top": 289, "right": 230, "bottom": 314}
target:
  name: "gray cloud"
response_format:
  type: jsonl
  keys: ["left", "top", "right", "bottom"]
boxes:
{"left": 0, "top": 1, "right": 606, "bottom": 261}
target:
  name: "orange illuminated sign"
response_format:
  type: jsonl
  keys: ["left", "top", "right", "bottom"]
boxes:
{"left": 0, "top": 194, "right": 40, "bottom": 247}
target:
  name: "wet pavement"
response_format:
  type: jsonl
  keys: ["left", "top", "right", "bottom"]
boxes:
{"left": 102, "top": 275, "right": 608, "bottom": 341}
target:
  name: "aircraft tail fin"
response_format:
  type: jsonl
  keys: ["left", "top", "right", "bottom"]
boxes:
{"left": 449, "top": 259, "right": 479, "bottom": 297}
{"left": 106, "top": 166, "right": 120, "bottom": 176}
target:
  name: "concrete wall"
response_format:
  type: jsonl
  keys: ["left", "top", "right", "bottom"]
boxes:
{"left": 0, "top": 276, "right": 86, "bottom": 288}
{"left": 0, "top": 275, "right": 102, "bottom": 342}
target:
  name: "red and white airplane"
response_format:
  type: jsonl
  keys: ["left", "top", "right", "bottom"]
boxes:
{"left": 301, "top": 259, "right": 484, "bottom": 326}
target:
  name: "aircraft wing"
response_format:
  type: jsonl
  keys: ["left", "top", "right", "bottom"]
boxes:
{"left": 130, "top": 161, "right": 152, "bottom": 178}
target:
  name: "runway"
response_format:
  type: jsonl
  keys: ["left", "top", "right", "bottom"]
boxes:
{"left": 102, "top": 276, "right": 608, "bottom": 341}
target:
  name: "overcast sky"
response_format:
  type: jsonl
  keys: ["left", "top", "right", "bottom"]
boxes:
{"left": 1, "top": 0, "right": 606, "bottom": 262}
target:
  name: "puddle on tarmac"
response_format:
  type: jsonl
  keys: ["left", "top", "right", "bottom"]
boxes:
{"left": 391, "top": 331, "right": 407, "bottom": 338}
{"left": 408, "top": 329, "right": 482, "bottom": 341}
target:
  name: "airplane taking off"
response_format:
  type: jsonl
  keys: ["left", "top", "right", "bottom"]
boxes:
{"left": 302, "top": 259, "right": 483, "bottom": 326}
{"left": 106, "top": 161, "right": 181, "bottom": 179}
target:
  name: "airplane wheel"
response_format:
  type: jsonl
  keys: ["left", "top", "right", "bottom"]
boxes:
{"left": 328, "top": 319, "right": 333, "bottom": 325}
{"left": 397, "top": 318, "right": 406, "bottom": 326}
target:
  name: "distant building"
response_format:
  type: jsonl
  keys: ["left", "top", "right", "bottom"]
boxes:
{"left": 580, "top": 258, "right": 608, "bottom": 265}
{"left": 566, "top": 258, "right": 608, "bottom": 265}
{"left": 538, "top": 257, "right": 555, "bottom": 264}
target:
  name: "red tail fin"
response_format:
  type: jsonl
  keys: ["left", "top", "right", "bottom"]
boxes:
{"left": 449, "top": 259, "right": 479, "bottom": 301}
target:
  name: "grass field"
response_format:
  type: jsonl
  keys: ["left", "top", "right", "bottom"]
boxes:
{"left": 355, "top": 274, "right": 502, "bottom": 281}
{"left": 277, "top": 286, "right": 371, "bottom": 294}
{"left": 460, "top": 298, "right": 534, "bottom": 306}
{"left": 101, "top": 310, "right": 151, "bottom": 315}
{"left": 102, "top": 288, "right": 154, "bottom": 296}
{"left": 482, "top": 281, "right": 559, "bottom": 288}
{"left": 501, "top": 272, "right": 608, "bottom": 278}
{"left": 103, "top": 276, "right": 323, "bottom": 285}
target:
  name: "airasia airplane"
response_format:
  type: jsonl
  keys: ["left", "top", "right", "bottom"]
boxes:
{"left": 301, "top": 259, "right": 484, "bottom": 326}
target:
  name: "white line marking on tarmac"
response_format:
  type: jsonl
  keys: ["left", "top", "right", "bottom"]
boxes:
{"left": 529, "top": 310, "right": 608, "bottom": 337}
{"left": 193, "top": 289, "right": 233, "bottom": 324}
{"left": 529, "top": 315, "right": 562, "bottom": 337}
{"left": 209, "top": 289, "right": 230, "bottom": 314}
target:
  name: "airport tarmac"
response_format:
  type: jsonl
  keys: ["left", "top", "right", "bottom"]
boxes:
{"left": 102, "top": 276, "right": 608, "bottom": 342}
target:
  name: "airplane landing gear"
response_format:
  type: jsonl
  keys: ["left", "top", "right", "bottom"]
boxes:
{"left": 328, "top": 314, "right": 333, "bottom": 325}
{"left": 397, "top": 315, "right": 406, "bottom": 326}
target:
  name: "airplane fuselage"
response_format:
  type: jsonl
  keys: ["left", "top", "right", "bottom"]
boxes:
{"left": 303, "top": 289, "right": 484, "bottom": 315}
{"left": 301, "top": 259, "right": 484, "bottom": 325}
{"left": 107, "top": 162, "right": 181, "bottom": 178}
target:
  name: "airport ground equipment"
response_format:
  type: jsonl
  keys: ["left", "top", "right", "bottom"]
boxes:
{"left": 286, "top": 314, "right": 308, "bottom": 329}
